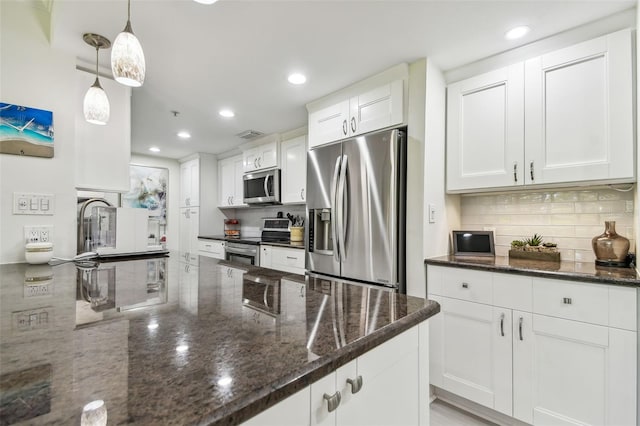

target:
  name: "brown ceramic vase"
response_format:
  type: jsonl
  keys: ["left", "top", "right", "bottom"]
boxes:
{"left": 591, "top": 221, "right": 629, "bottom": 263}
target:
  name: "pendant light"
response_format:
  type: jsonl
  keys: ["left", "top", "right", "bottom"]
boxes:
{"left": 111, "top": 0, "right": 145, "bottom": 87}
{"left": 83, "top": 33, "right": 111, "bottom": 126}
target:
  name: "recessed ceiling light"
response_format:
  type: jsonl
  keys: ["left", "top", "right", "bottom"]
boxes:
{"left": 149, "top": 146, "right": 160, "bottom": 153}
{"left": 177, "top": 131, "right": 191, "bottom": 139}
{"left": 219, "top": 109, "right": 235, "bottom": 118}
{"left": 505, "top": 26, "right": 530, "bottom": 40}
{"left": 193, "top": 0, "right": 218, "bottom": 4}
{"left": 288, "top": 73, "right": 307, "bottom": 85}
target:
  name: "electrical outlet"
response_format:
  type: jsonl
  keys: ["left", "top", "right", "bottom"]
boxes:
{"left": 24, "top": 226, "right": 53, "bottom": 244}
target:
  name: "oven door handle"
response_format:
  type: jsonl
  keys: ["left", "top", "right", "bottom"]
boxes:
{"left": 226, "top": 247, "right": 258, "bottom": 255}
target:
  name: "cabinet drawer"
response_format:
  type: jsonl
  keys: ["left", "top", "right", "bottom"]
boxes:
{"left": 271, "top": 247, "right": 305, "bottom": 274}
{"left": 442, "top": 268, "right": 492, "bottom": 305}
{"left": 532, "top": 278, "right": 608, "bottom": 326}
{"left": 198, "top": 240, "right": 225, "bottom": 259}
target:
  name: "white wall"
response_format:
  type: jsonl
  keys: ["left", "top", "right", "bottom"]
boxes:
{"left": 0, "top": 2, "right": 78, "bottom": 263}
{"left": 130, "top": 154, "right": 180, "bottom": 250}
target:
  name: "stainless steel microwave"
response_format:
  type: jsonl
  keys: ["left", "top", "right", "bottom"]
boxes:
{"left": 243, "top": 168, "right": 281, "bottom": 205}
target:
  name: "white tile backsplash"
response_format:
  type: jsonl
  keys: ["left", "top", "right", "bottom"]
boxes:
{"left": 460, "top": 187, "right": 635, "bottom": 262}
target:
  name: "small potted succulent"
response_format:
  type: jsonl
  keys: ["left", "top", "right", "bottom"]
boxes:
{"left": 509, "top": 233, "right": 560, "bottom": 261}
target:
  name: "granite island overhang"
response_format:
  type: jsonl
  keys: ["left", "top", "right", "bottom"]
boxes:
{"left": 0, "top": 254, "right": 439, "bottom": 425}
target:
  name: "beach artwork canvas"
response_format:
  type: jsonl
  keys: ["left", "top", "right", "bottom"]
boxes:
{"left": 0, "top": 103, "right": 54, "bottom": 158}
{"left": 122, "top": 165, "right": 168, "bottom": 221}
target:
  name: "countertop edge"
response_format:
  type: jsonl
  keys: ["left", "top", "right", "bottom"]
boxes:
{"left": 424, "top": 257, "right": 640, "bottom": 287}
{"left": 205, "top": 300, "right": 441, "bottom": 425}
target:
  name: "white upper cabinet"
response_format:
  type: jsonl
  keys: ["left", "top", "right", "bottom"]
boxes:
{"left": 281, "top": 135, "right": 307, "bottom": 204}
{"left": 219, "top": 154, "right": 246, "bottom": 207}
{"left": 447, "top": 64, "right": 525, "bottom": 191}
{"left": 180, "top": 158, "right": 200, "bottom": 207}
{"left": 446, "top": 29, "right": 634, "bottom": 193}
{"left": 75, "top": 69, "right": 131, "bottom": 192}
{"left": 243, "top": 140, "right": 279, "bottom": 172}
{"left": 524, "top": 30, "right": 634, "bottom": 185}
{"left": 308, "top": 80, "right": 404, "bottom": 149}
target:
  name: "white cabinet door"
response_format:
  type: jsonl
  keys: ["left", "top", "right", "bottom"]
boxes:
{"left": 243, "top": 141, "right": 279, "bottom": 173}
{"left": 308, "top": 100, "right": 350, "bottom": 149}
{"left": 446, "top": 63, "right": 525, "bottom": 192}
{"left": 514, "top": 314, "right": 637, "bottom": 426}
{"left": 350, "top": 79, "right": 403, "bottom": 137}
{"left": 75, "top": 69, "right": 131, "bottom": 192}
{"left": 259, "top": 245, "right": 272, "bottom": 268}
{"left": 180, "top": 158, "right": 199, "bottom": 207}
{"left": 431, "top": 296, "right": 513, "bottom": 416}
{"left": 281, "top": 135, "right": 307, "bottom": 204}
{"left": 337, "top": 327, "right": 421, "bottom": 426}
{"left": 219, "top": 155, "right": 246, "bottom": 207}
{"left": 524, "top": 29, "right": 634, "bottom": 185}
{"left": 179, "top": 207, "right": 199, "bottom": 263}
{"left": 242, "top": 387, "right": 310, "bottom": 426}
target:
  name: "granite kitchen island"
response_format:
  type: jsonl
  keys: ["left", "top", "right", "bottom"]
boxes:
{"left": 0, "top": 254, "right": 439, "bottom": 425}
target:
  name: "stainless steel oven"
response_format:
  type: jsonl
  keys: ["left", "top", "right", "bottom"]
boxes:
{"left": 225, "top": 242, "right": 259, "bottom": 265}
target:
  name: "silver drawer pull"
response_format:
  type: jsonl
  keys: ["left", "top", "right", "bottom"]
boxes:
{"left": 346, "top": 376, "right": 363, "bottom": 394}
{"left": 323, "top": 391, "right": 341, "bottom": 412}
{"left": 461, "top": 282, "right": 469, "bottom": 289}
{"left": 286, "top": 256, "right": 298, "bottom": 260}
{"left": 563, "top": 297, "right": 572, "bottom": 305}
{"left": 513, "top": 162, "right": 518, "bottom": 183}
{"left": 499, "top": 313, "right": 505, "bottom": 337}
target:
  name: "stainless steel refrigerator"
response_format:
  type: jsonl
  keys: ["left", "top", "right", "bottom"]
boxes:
{"left": 306, "top": 127, "right": 406, "bottom": 293}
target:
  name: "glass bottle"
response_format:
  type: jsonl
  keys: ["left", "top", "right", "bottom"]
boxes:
{"left": 591, "top": 221, "right": 629, "bottom": 263}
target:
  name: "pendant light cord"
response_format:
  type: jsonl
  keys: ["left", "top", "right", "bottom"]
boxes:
{"left": 95, "top": 45, "right": 99, "bottom": 77}
{"left": 128, "top": 0, "right": 131, "bottom": 21}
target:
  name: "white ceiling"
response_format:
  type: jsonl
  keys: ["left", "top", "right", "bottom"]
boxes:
{"left": 50, "top": 0, "right": 635, "bottom": 160}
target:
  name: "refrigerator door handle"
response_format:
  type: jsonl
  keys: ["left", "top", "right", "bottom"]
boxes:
{"left": 331, "top": 156, "right": 342, "bottom": 261}
{"left": 338, "top": 155, "right": 349, "bottom": 261}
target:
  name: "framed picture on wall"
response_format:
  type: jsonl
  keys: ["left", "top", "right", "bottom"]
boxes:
{"left": 122, "top": 165, "right": 168, "bottom": 222}
{"left": 0, "top": 102, "right": 54, "bottom": 158}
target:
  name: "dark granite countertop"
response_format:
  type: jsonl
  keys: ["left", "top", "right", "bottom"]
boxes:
{"left": 425, "top": 255, "right": 640, "bottom": 287}
{"left": 0, "top": 254, "right": 438, "bottom": 425}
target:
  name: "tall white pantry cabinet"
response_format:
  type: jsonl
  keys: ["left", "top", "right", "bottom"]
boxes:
{"left": 178, "top": 154, "right": 219, "bottom": 263}
{"left": 446, "top": 29, "right": 634, "bottom": 192}
{"left": 427, "top": 265, "right": 638, "bottom": 426}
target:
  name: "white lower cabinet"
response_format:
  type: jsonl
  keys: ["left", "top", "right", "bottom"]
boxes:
{"left": 428, "top": 265, "right": 638, "bottom": 426}
{"left": 242, "top": 322, "right": 427, "bottom": 426}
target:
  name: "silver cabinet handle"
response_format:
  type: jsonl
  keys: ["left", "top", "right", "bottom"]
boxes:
{"left": 500, "top": 313, "right": 505, "bottom": 337}
{"left": 323, "top": 391, "right": 341, "bottom": 412}
{"left": 346, "top": 376, "right": 363, "bottom": 394}
{"left": 258, "top": 157, "right": 262, "bottom": 168}
{"left": 342, "top": 119, "right": 347, "bottom": 135}
{"left": 231, "top": 196, "right": 234, "bottom": 205}
{"left": 513, "top": 162, "right": 518, "bottom": 183}
{"left": 350, "top": 117, "right": 356, "bottom": 133}
{"left": 461, "top": 282, "right": 469, "bottom": 289}
{"left": 519, "top": 316, "right": 523, "bottom": 341}
{"left": 563, "top": 297, "right": 572, "bottom": 305}
{"left": 254, "top": 158, "right": 258, "bottom": 169}
{"left": 530, "top": 161, "right": 534, "bottom": 181}
{"left": 186, "top": 197, "right": 190, "bottom": 206}
{"left": 301, "top": 188, "right": 305, "bottom": 200}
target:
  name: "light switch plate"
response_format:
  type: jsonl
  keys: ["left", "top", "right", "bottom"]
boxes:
{"left": 13, "top": 192, "right": 55, "bottom": 215}
{"left": 428, "top": 204, "right": 436, "bottom": 223}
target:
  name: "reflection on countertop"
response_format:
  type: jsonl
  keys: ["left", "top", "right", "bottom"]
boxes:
{"left": 0, "top": 253, "right": 438, "bottom": 425}
{"left": 425, "top": 255, "right": 640, "bottom": 287}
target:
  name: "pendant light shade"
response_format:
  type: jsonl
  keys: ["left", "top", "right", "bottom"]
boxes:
{"left": 84, "top": 79, "right": 110, "bottom": 125}
{"left": 83, "top": 33, "right": 111, "bottom": 126}
{"left": 111, "top": 0, "right": 145, "bottom": 87}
